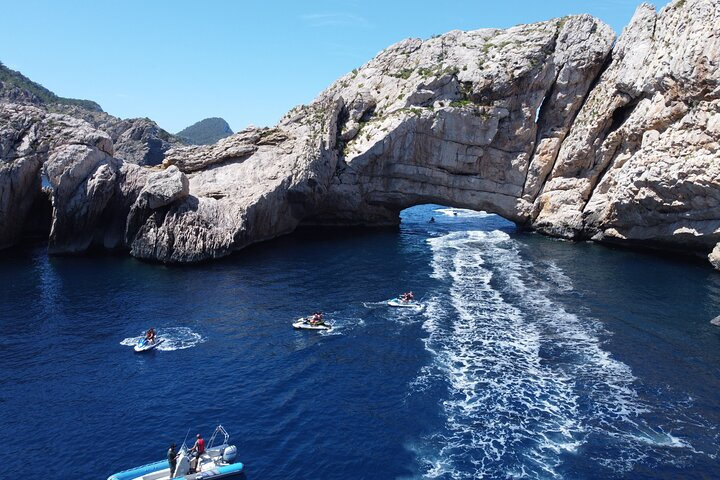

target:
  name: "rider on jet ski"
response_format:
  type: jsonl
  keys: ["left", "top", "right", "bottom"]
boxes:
{"left": 309, "top": 312, "right": 325, "bottom": 326}
{"left": 145, "top": 328, "right": 157, "bottom": 344}
{"left": 400, "top": 292, "right": 414, "bottom": 302}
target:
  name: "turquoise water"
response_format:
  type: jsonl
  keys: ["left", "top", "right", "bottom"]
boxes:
{"left": 1, "top": 205, "right": 718, "bottom": 479}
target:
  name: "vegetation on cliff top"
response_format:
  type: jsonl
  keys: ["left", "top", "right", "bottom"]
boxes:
{"left": 0, "top": 61, "right": 103, "bottom": 112}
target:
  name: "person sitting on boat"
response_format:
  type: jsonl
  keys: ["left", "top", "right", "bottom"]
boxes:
{"left": 310, "top": 312, "right": 324, "bottom": 325}
{"left": 145, "top": 328, "right": 156, "bottom": 343}
{"left": 188, "top": 433, "right": 205, "bottom": 473}
{"left": 401, "top": 292, "right": 414, "bottom": 302}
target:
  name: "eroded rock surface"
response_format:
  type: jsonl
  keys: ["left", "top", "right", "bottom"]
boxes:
{"left": 0, "top": 104, "right": 114, "bottom": 249}
{"left": 55, "top": 106, "right": 183, "bottom": 166}
{"left": 121, "top": 14, "right": 616, "bottom": 262}
{"left": 2, "top": 0, "right": 719, "bottom": 268}
{"left": 534, "top": 0, "right": 720, "bottom": 257}
{"left": 0, "top": 104, "right": 157, "bottom": 253}
{"left": 308, "top": 14, "right": 614, "bottom": 226}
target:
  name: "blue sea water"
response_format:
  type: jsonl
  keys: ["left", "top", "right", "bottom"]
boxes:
{"left": 1, "top": 204, "right": 719, "bottom": 479}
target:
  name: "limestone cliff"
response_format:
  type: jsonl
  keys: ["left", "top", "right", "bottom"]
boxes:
{"left": 533, "top": 0, "right": 720, "bottom": 260}
{"left": 0, "top": 65, "right": 184, "bottom": 166}
{"left": 0, "top": 104, "right": 149, "bottom": 251}
{"left": 1, "top": 0, "right": 719, "bottom": 269}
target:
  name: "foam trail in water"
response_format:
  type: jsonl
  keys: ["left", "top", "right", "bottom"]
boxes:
{"left": 413, "top": 230, "right": 701, "bottom": 479}
{"left": 121, "top": 327, "right": 205, "bottom": 351}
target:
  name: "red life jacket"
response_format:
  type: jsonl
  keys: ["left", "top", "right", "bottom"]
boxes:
{"left": 197, "top": 438, "right": 205, "bottom": 454}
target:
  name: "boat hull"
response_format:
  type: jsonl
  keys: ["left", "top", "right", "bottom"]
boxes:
{"left": 387, "top": 299, "right": 422, "bottom": 309}
{"left": 107, "top": 460, "right": 167, "bottom": 480}
{"left": 134, "top": 338, "right": 165, "bottom": 352}
{"left": 108, "top": 461, "right": 244, "bottom": 480}
{"left": 292, "top": 319, "right": 332, "bottom": 331}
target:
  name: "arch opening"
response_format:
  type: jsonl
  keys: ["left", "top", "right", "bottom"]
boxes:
{"left": 22, "top": 171, "right": 53, "bottom": 241}
{"left": 399, "top": 203, "right": 517, "bottom": 234}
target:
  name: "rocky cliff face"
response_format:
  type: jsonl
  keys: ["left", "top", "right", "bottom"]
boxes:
{"left": 1, "top": 0, "right": 718, "bottom": 268}
{"left": 310, "top": 15, "right": 615, "bottom": 226}
{"left": 0, "top": 104, "right": 149, "bottom": 251}
{"left": 533, "top": 0, "right": 720, "bottom": 260}
{"left": 0, "top": 66, "right": 184, "bottom": 167}
{"left": 52, "top": 106, "right": 184, "bottom": 167}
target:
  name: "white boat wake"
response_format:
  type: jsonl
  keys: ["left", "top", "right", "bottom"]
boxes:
{"left": 411, "top": 230, "right": 703, "bottom": 479}
{"left": 121, "top": 327, "right": 205, "bottom": 351}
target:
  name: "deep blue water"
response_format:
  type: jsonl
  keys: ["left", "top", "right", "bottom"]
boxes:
{"left": 1, "top": 205, "right": 719, "bottom": 479}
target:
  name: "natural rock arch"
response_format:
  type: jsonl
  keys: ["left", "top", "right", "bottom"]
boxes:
{"left": 126, "top": 14, "right": 615, "bottom": 262}
{"left": 2, "top": 0, "right": 720, "bottom": 267}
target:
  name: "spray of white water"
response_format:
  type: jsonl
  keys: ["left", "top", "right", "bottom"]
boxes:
{"left": 412, "top": 230, "right": 698, "bottom": 479}
{"left": 121, "top": 327, "right": 205, "bottom": 351}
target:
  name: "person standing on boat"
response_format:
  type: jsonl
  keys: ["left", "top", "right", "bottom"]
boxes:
{"left": 167, "top": 443, "right": 178, "bottom": 478}
{"left": 189, "top": 433, "right": 205, "bottom": 473}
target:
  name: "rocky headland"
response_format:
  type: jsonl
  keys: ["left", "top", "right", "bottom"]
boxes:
{"left": 1, "top": 0, "right": 719, "bottom": 268}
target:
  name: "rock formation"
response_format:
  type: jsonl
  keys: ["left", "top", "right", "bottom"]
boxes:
{"left": 311, "top": 14, "right": 615, "bottom": 226}
{"left": 0, "top": 104, "right": 151, "bottom": 253}
{"left": 1, "top": 0, "right": 719, "bottom": 269}
{"left": 53, "top": 106, "right": 183, "bottom": 166}
{"left": 533, "top": 0, "right": 720, "bottom": 261}
{"left": 0, "top": 64, "right": 184, "bottom": 166}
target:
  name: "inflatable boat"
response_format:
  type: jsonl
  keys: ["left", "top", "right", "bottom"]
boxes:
{"left": 107, "top": 425, "right": 243, "bottom": 480}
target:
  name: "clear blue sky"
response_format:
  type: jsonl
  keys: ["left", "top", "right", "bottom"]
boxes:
{"left": 1, "top": 0, "right": 671, "bottom": 133}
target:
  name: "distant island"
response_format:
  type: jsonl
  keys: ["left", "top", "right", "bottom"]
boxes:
{"left": 176, "top": 117, "right": 234, "bottom": 145}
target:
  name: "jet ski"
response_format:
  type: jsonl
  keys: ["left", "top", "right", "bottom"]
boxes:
{"left": 134, "top": 337, "right": 165, "bottom": 352}
{"left": 293, "top": 317, "right": 333, "bottom": 331}
{"left": 387, "top": 298, "right": 423, "bottom": 309}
